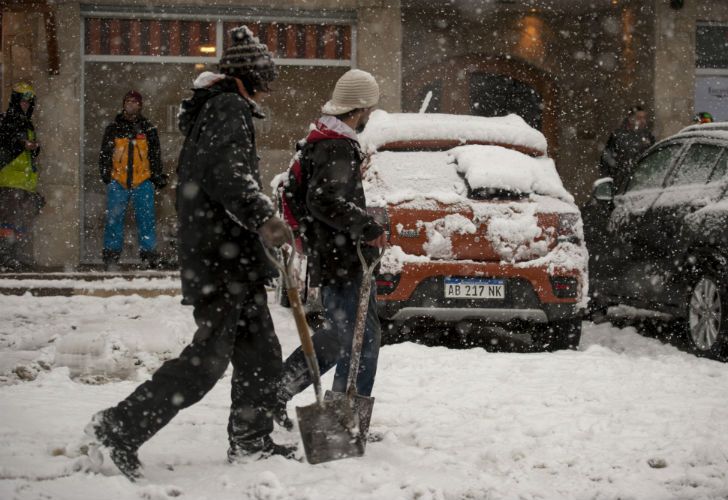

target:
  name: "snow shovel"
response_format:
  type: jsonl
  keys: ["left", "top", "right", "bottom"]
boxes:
{"left": 323, "top": 241, "right": 385, "bottom": 443}
{"left": 262, "top": 238, "right": 362, "bottom": 465}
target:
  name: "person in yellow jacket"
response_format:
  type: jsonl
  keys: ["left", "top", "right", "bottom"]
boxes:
{"left": 99, "top": 90, "right": 166, "bottom": 269}
{"left": 0, "top": 82, "right": 44, "bottom": 271}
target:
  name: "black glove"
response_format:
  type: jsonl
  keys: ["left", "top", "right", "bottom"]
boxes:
{"left": 258, "top": 216, "right": 293, "bottom": 248}
{"left": 151, "top": 173, "right": 169, "bottom": 190}
{"left": 101, "top": 171, "right": 111, "bottom": 185}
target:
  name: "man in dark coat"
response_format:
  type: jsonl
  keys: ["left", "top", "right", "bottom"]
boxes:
{"left": 98, "top": 90, "right": 166, "bottom": 269}
{"left": 599, "top": 105, "right": 655, "bottom": 190}
{"left": 0, "top": 82, "right": 43, "bottom": 270}
{"left": 275, "top": 70, "right": 386, "bottom": 429}
{"left": 84, "top": 26, "right": 294, "bottom": 481}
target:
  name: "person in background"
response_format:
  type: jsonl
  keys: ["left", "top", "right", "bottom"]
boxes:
{"left": 99, "top": 90, "right": 167, "bottom": 270}
{"left": 599, "top": 105, "right": 655, "bottom": 190}
{"left": 0, "top": 82, "right": 44, "bottom": 271}
{"left": 693, "top": 111, "right": 714, "bottom": 124}
{"left": 84, "top": 26, "right": 295, "bottom": 482}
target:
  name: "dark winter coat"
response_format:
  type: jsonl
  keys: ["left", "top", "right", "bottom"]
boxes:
{"left": 599, "top": 121, "right": 655, "bottom": 190}
{"left": 176, "top": 78, "right": 276, "bottom": 304}
{"left": 0, "top": 90, "right": 39, "bottom": 166}
{"left": 99, "top": 113, "right": 162, "bottom": 189}
{"left": 302, "top": 119, "right": 384, "bottom": 287}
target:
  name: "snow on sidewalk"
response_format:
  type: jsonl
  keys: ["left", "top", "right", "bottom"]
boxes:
{"left": 1, "top": 294, "right": 728, "bottom": 499}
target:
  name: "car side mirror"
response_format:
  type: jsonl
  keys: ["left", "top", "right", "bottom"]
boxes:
{"left": 592, "top": 177, "right": 614, "bottom": 202}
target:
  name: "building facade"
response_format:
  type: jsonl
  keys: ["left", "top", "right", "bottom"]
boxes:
{"left": 1, "top": 0, "right": 726, "bottom": 269}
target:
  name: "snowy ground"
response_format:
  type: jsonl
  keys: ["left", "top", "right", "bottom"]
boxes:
{"left": 1, "top": 292, "right": 728, "bottom": 500}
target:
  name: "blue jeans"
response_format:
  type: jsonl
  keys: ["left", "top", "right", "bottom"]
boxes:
{"left": 281, "top": 278, "right": 381, "bottom": 398}
{"left": 103, "top": 180, "right": 157, "bottom": 253}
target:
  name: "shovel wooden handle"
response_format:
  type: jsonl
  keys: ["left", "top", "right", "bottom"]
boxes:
{"left": 262, "top": 238, "right": 324, "bottom": 405}
{"left": 345, "top": 242, "right": 385, "bottom": 397}
{"left": 286, "top": 286, "right": 324, "bottom": 405}
{"left": 287, "top": 287, "right": 315, "bottom": 357}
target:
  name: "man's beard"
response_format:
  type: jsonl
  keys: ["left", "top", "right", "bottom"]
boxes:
{"left": 355, "top": 120, "right": 368, "bottom": 134}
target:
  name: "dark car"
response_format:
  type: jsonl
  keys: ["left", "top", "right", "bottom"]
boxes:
{"left": 583, "top": 122, "right": 728, "bottom": 358}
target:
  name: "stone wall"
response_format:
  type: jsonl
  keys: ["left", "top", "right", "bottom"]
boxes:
{"left": 653, "top": 0, "right": 728, "bottom": 138}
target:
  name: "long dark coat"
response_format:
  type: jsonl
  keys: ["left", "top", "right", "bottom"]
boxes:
{"left": 176, "top": 79, "right": 275, "bottom": 304}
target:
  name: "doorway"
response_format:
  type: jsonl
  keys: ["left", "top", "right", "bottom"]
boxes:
{"left": 469, "top": 73, "right": 543, "bottom": 131}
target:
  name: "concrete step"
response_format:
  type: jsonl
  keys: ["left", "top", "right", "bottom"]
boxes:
{"left": 0, "top": 271, "right": 181, "bottom": 297}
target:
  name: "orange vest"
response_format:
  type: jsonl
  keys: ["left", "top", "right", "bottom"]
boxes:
{"left": 111, "top": 134, "right": 151, "bottom": 188}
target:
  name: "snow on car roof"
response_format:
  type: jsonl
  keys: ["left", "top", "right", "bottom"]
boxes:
{"left": 363, "top": 146, "right": 574, "bottom": 208}
{"left": 358, "top": 110, "right": 549, "bottom": 155}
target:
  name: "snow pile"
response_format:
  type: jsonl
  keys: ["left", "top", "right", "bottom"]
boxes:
{"left": 486, "top": 204, "right": 549, "bottom": 262}
{"left": 449, "top": 145, "right": 574, "bottom": 202}
{"left": 2, "top": 294, "right": 728, "bottom": 499}
{"left": 420, "top": 214, "right": 477, "bottom": 259}
{"left": 379, "top": 245, "right": 430, "bottom": 275}
{"left": 359, "top": 110, "right": 548, "bottom": 154}
{"left": 0, "top": 295, "right": 193, "bottom": 384}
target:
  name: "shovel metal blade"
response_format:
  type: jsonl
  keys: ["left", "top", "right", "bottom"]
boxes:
{"left": 296, "top": 398, "right": 364, "bottom": 465}
{"left": 324, "top": 390, "right": 375, "bottom": 441}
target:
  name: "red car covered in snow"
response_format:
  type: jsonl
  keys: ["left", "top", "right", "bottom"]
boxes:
{"left": 276, "top": 111, "right": 587, "bottom": 351}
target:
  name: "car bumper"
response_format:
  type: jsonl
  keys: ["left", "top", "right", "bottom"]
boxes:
{"left": 376, "top": 260, "right": 584, "bottom": 323}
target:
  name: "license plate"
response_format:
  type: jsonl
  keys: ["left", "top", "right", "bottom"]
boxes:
{"left": 444, "top": 278, "right": 505, "bottom": 299}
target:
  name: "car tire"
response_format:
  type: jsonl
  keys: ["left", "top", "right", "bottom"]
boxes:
{"left": 533, "top": 318, "right": 582, "bottom": 352}
{"left": 380, "top": 320, "right": 406, "bottom": 346}
{"left": 685, "top": 270, "right": 727, "bottom": 359}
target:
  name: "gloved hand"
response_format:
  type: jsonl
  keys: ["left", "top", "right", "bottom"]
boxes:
{"left": 151, "top": 173, "right": 169, "bottom": 190}
{"left": 258, "top": 216, "right": 293, "bottom": 248}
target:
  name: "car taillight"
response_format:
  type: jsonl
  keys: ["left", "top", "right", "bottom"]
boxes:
{"left": 376, "top": 273, "right": 400, "bottom": 295}
{"left": 550, "top": 276, "right": 579, "bottom": 299}
{"left": 367, "top": 206, "right": 391, "bottom": 241}
{"left": 556, "top": 213, "right": 582, "bottom": 244}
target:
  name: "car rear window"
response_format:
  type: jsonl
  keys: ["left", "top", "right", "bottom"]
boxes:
{"left": 626, "top": 144, "right": 682, "bottom": 192}
{"left": 667, "top": 143, "right": 722, "bottom": 186}
{"left": 364, "top": 151, "right": 467, "bottom": 206}
{"left": 364, "top": 147, "right": 573, "bottom": 206}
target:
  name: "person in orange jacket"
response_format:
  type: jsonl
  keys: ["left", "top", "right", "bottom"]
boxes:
{"left": 99, "top": 90, "right": 166, "bottom": 269}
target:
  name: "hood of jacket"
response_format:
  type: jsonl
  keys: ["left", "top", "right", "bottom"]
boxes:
{"left": 305, "top": 115, "right": 359, "bottom": 144}
{"left": 5, "top": 90, "right": 35, "bottom": 121}
{"left": 178, "top": 74, "right": 263, "bottom": 136}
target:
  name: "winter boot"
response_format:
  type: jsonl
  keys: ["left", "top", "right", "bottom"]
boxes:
{"left": 227, "top": 435, "right": 298, "bottom": 462}
{"left": 272, "top": 391, "right": 294, "bottom": 431}
{"left": 102, "top": 249, "right": 121, "bottom": 272}
{"left": 0, "top": 229, "right": 21, "bottom": 272}
{"left": 84, "top": 410, "right": 143, "bottom": 481}
{"left": 139, "top": 250, "right": 161, "bottom": 270}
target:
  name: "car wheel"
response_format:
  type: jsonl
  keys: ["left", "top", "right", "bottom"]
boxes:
{"left": 686, "top": 272, "right": 726, "bottom": 358}
{"left": 533, "top": 318, "right": 582, "bottom": 352}
{"left": 380, "top": 320, "right": 406, "bottom": 345}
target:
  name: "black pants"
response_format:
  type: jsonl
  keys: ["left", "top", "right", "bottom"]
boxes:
{"left": 106, "top": 283, "right": 283, "bottom": 449}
